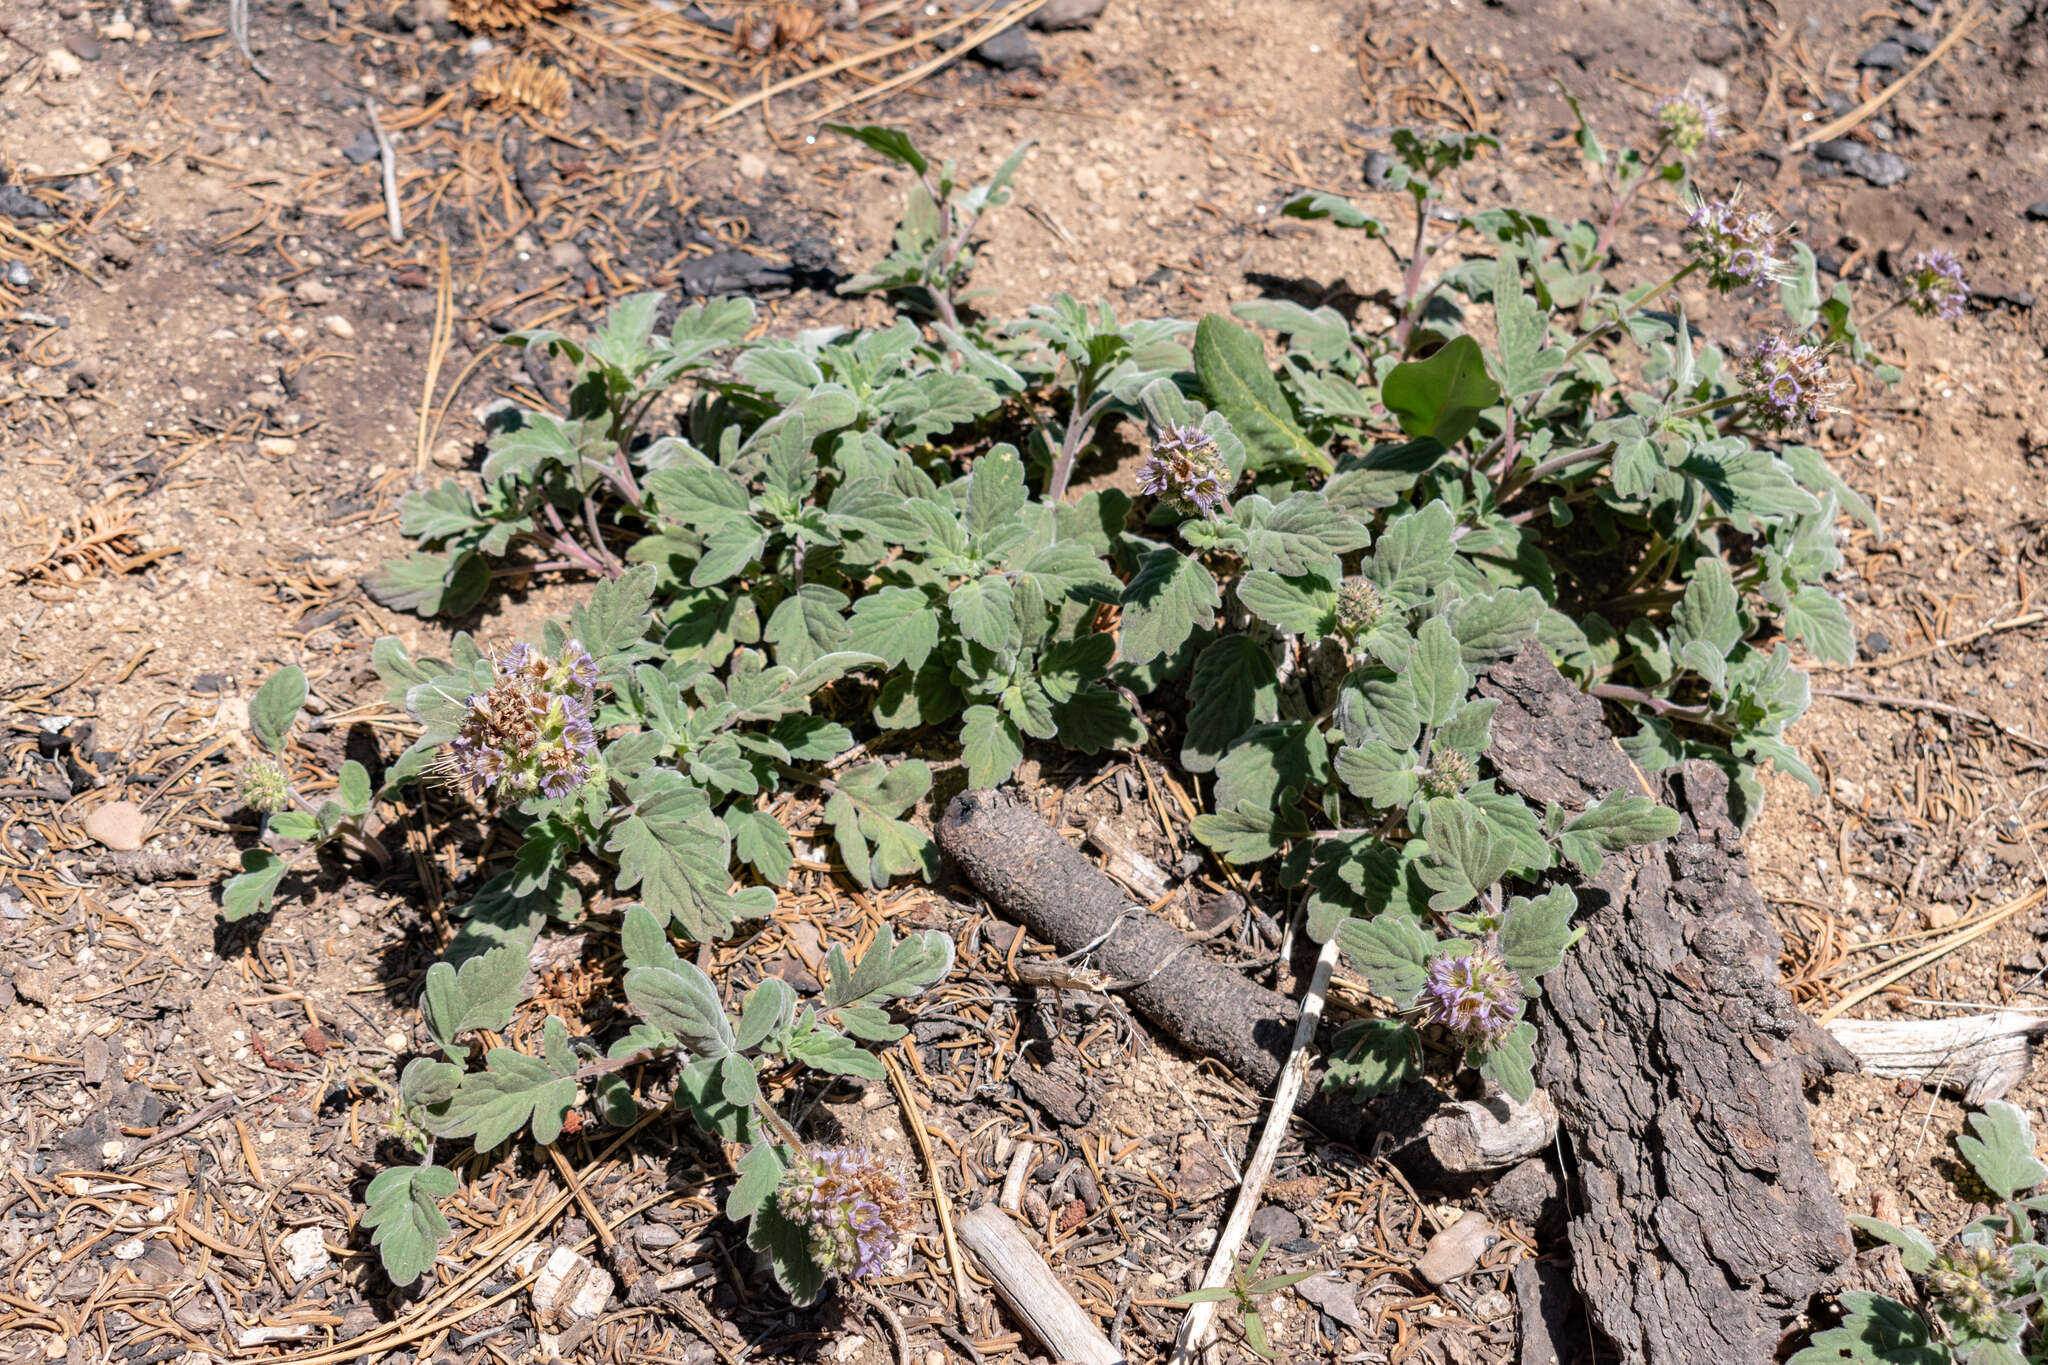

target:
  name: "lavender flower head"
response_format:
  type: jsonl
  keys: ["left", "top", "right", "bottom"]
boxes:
{"left": 1901, "top": 247, "right": 1969, "bottom": 320}
{"left": 1738, "top": 334, "right": 1839, "bottom": 433}
{"left": 1334, "top": 576, "right": 1385, "bottom": 639}
{"left": 1419, "top": 946, "right": 1522, "bottom": 1047}
{"left": 1137, "top": 423, "right": 1232, "bottom": 517}
{"left": 444, "top": 639, "right": 600, "bottom": 801}
{"left": 775, "top": 1146, "right": 913, "bottom": 1282}
{"left": 1654, "top": 90, "right": 1720, "bottom": 157}
{"left": 1682, "top": 187, "right": 1787, "bottom": 291}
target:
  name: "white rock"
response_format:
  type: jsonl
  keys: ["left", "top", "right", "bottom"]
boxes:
{"left": 281, "top": 1226, "right": 331, "bottom": 1279}
{"left": 84, "top": 801, "right": 148, "bottom": 852}
{"left": 527, "top": 1245, "right": 614, "bottom": 1325}
{"left": 46, "top": 48, "right": 83, "bottom": 79}
{"left": 322, "top": 315, "right": 355, "bottom": 339}
{"left": 736, "top": 152, "right": 768, "bottom": 181}
{"left": 111, "top": 1238, "right": 147, "bottom": 1260}
{"left": 101, "top": 19, "right": 136, "bottom": 41}
{"left": 78, "top": 135, "right": 115, "bottom": 165}
{"left": 257, "top": 437, "right": 298, "bottom": 457}
{"left": 1416, "top": 1211, "right": 1498, "bottom": 1284}
{"left": 293, "top": 279, "right": 338, "bottom": 305}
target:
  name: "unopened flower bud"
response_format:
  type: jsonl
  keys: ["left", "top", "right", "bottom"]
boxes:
{"left": 1137, "top": 423, "right": 1232, "bottom": 517}
{"left": 240, "top": 758, "right": 292, "bottom": 814}
{"left": 1654, "top": 91, "right": 1720, "bottom": 157}
{"left": 1335, "top": 576, "right": 1384, "bottom": 638}
{"left": 776, "top": 1146, "right": 914, "bottom": 1281}
{"left": 1901, "top": 247, "right": 1968, "bottom": 321}
{"left": 1419, "top": 946, "right": 1522, "bottom": 1047}
{"left": 1417, "top": 748, "right": 1474, "bottom": 798}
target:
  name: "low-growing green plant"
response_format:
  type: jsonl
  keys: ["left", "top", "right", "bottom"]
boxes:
{"left": 1169, "top": 1237, "right": 1318, "bottom": 1360}
{"left": 1793, "top": 1101, "right": 2048, "bottom": 1364}
{"left": 224, "top": 96, "right": 1955, "bottom": 1292}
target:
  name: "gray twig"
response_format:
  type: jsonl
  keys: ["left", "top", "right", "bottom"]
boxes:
{"left": 226, "top": 0, "right": 273, "bottom": 82}
{"left": 369, "top": 104, "right": 404, "bottom": 244}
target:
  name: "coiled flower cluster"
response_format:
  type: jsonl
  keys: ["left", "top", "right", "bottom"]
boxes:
{"left": 1927, "top": 1243, "right": 2018, "bottom": 1337}
{"left": 1901, "top": 247, "right": 1969, "bottom": 321}
{"left": 775, "top": 1146, "right": 913, "bottom": 1281}
{"left": 1417, "top": 748, "right": 1475, "bottom": 799}
{"left": 1654, "top": 91, "right": 1721, "bottom": 157}
{"left": 1137, "top": 423, "right": 1232, "bottom": 517}
{"left": 1335, "top": 576, "right": 1385, "bottom": 639}
{"left": 1683, "top": 189, "right": 1787, "bottom": 291}
{"left": 1419, "top": 946, "right": 1522, "bottom": 1047}
{"left": 445, "top": 640, "right": 599, "bottom": 801}
{"left": 239, "top": 757, "right": 292, "bottom": 814}
{"left": 1739, "top": 334, "right": 1839, "bottom": 432}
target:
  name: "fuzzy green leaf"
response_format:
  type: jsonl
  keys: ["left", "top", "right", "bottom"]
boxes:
{"left": 623, "top": 958, "right": 737, "bottom": 1059}
{"left": 1785, "top": 1291, "right": 1942, "bottom": 1364}
{"left": 221, "top": 849, "right": 290, "bottom": 921}
{"left": 1324, "top": 1020, "right": 1420, "bottom": 1097}
{"left": 847, "top": 587, "right": 941, "bottom": 671}
{"left": 1182, "top": 636, "right": 1281, "bottom": 773}
{"left": 1472, "top": 1020, "right": 1537, "bottom": 1103}
{"left": 1958, "top": 1101, "right": 2048, "bottom": 1202}
{"left": 250, "top": 666, "right": 307, "bottom": 755}
{"left": 1334, "top": 914, "right": 1435, "bottom": 1003}
{"left": 1334, "top": 741, "right": 1419, "bottom": 809}
{"left": 1497, "top": 887, "right": 1577, "bottom": 987}
{"left": 1120, "top": 548, "right": 1220, "bottom": 664}
{"left": 430, "top": 1016, "right": 578, "bottom": 1151}
{"left": 1846, "top": 1217, "right": 1938, "bottom": 1275}
{"left": 1381, "top": 336, "right": 1499, "bottom": 449}
{"left": 422, "top": 945, "right": 529, "bottom": 1053}
{"left": 727, "top": 1142, "right": 786, "bottom": 1222}
{"left": 362, "top": 1165, "right": 457, "bottom": 1287}
{"left": 824, "top": 760, "right": 938, "bottom": 888}
{"left": 1194, "top": 314, "right": 1329, "bottom": 474}
{"left": 961, "top": 704, "right": 1025, "bottom": 790}
{"left": 1408, "top": 617, "right": 1469, "bottom": 726}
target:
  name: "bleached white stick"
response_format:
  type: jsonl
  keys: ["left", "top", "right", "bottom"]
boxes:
{"left": 1169, "top": 935, "right": 1341, "bottom": 1362}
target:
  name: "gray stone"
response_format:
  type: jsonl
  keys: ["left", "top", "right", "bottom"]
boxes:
{"left": 974, "top": 24, "right": 1042, "bottom": 71}
{"left": 1856, "top": 39, "right": 1906, "bottom": 69}
{"left": 65, "top": 34, "right": 101, "bottom": 61}
{"left": 1814, "top": 139, "right": 1911, "bottom": 187}
{"left": 1897, "top": 28, "right": 1935, "bottom": 54}
{"left": 1027, "top": 0, "right": 1108, "bottom": 31}
{"left": 1691, "top": 24, "right": 1742, "bottom": 65}
{"left": 2025, "top": 200, "right": 2048, "bottom": 222}
{"left": 0, "top": 185, "right": 52, "bottom": 220}
{"left": 1245, "top": 1204, "right": 1302, "bottom": 1247}
{"left": 5, "top": 261, "right": 31, "bottom": 289}
{"left": 341, "top": 129, "right": 380, "bottom": 165}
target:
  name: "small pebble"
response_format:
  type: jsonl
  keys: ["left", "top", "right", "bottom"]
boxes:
{"left": 65, "top": 34, "right": 101, "bottom": 61}
{"left": 83, "top": 801, "right": 147, "bottom": 852}
{"left": 5, "top": 261, "right": 32, "bottom": 288}
{"left": 294, "top": 279, "right": 338, "bottom": 305}
{"left": 45, "top": 47, "right": 84, "bottom": 78}
{"left": 1416, "top": 1212, "right": 1497, "bottom": 1285}
{"left": 322, "top": 315, "right": 355, "bottom": 339}
{"left": 2024, "top": 200, "right": 2048, "bottom": 223}
{"left": 258, "top": 437, "right": 299, "bottom": 457}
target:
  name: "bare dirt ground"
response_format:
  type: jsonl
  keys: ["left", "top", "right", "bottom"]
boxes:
{"left": 3, "top": 0, "right": 2047, "bottom": 1360}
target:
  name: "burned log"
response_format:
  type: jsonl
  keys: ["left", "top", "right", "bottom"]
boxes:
{"left": 1478, "top": 645, "right": 1855, "bottom": 1363}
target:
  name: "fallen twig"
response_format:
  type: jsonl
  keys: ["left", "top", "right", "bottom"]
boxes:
{"left": 227, "top": 0, "right": 273, "bottom": 82}
{"left": 884, "top": 1052, "right": 974, "bottom": 1308}
{"left": 1169, "top": 933, "right": 1340, "bottom": 1362}
{"left": 1817, "top": 887, "right": 2045, "bottom": 1024}
{"left": 956, "top": 1205, "right": 1122, "bottom": 1365}
{"left": 1787, "top": 1, "right": 1986, "bottom": 153}
{"left": 1813, "top": 686, "right": 2048, "bottom": 756}
{"left": 369, "top": 104, "right": 403, "bottom": 245}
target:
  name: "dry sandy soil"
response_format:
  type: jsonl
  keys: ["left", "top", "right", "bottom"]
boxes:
{"left": 4, "top": 0, "right": 2048, "bottom": 1361}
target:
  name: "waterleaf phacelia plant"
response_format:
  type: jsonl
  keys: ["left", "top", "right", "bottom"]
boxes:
{"left": 224, "top": 97, "right": 1949, "bottom": 1291}
{"left": 1792, "top": 1101, "right": 2048, "bottom": 1363}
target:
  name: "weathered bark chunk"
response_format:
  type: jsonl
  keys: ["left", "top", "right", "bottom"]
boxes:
{"left": 1479, "top": 646, "right": 1854, "bottom": 1365}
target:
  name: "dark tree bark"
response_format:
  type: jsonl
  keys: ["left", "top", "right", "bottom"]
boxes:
{"left": 1478, "top": 645, "right": 1855, "bottom": 1365}
{"left": 937, "top": 787, "right": 1302, "bottom": 1092}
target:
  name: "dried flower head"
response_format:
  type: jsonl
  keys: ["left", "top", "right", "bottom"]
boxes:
{"left": 1654, "top": 91, "right": 1721, "bottom": 157}
{"left": 444, "top": 640, "right": 600, "bottom": 801}
{"left": 450, "top": 0, "right": 569, "bottom": 33}
{"left": 1417, "top": 748, "right": 1475, "bottom": 799}
{"left": 1927, "top": 1243, "right": 2018, "bottom": 1337}
{"left": 1683, "top": 187, "right": 1788, "bottom": 291}
{"left": 1901, "top": 247, "right": 1969, "bottom": 321}
{"left": 240, "top": 757, "right": 292, "bottom": 814}
{"left": 1335, "top": 576, "right": 1385, "bottom": 638}
{"left": 1419, "top": 946, "right": 1522, "bottom": 1047}
{"left": 1137, "top": 423, "right": 1232, "bottom": 517}
{"left": 775, "top": 1146, "right": 913, "bottom": 1281}
{"left": 1738, "top": 334, "right": 1839, "bottom": 432}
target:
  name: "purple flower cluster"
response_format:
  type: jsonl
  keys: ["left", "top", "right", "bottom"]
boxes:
{"left": 444, "top": 640, "right": 599, "bottom": 801}
{"left": 775, "top": 1146, "right": 913, "bottom": 1281}
{"left": 1419, "top": 946, "right": 1522, "bottom": 1047}
{"left": 1335, "top": 576, "right": 1384, "bottom": 638}
{"left": 1739, "top": 334, "right": 1839, "bottom": 432}
{"left": 240, "top": 757, "right": 292, "bottom": 814}
{"left": 1654, "top": 91, "right": 1720, "bottom": 157}
{"left": 1927, "top": 1243, "right": 2017, "bottom": 1337}
{"left": 1682, "top": 189, "right": 1787, "bottom": 291}
{"left": 1901, "top": 247, "right": 1969, "bottom": 321}
{"left": 1137, "top": 423, "right": 1232, "bottom": 517}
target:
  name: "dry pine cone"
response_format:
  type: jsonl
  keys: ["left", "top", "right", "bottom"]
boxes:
{"left": 451, "top": 0, "right": 569, "bottom": 33}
